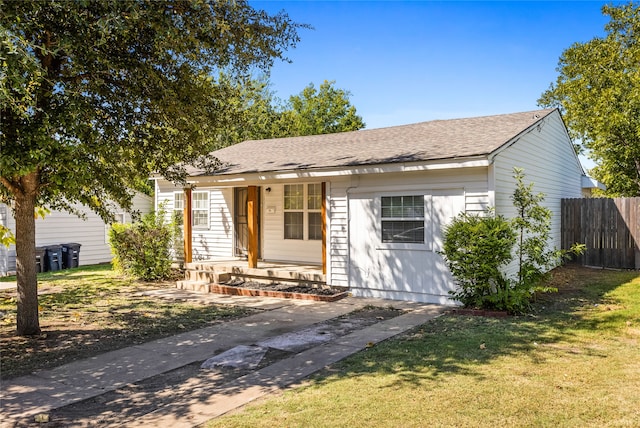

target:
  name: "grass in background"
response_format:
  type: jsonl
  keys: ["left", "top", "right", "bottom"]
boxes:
{"left": 207, "top": 265, "right": 640, "bottom": 427}
{"left": 0, "top": 264, "right": 254, "bottom": 379}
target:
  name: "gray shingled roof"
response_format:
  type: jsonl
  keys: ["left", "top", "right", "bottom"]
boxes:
{"left": 191, "top": 109, "right": 556, "bottom": 176}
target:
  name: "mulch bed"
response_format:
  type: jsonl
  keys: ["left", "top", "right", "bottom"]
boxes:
{"left": 213, "top": 280, "right": 349, "bottom": 302}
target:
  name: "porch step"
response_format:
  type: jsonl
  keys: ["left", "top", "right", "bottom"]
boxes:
{"left": 183, "top": 269, "right": 231, "bottom": 283}
{"left": 183, "top": 262, "right": 325, "bottom": 285}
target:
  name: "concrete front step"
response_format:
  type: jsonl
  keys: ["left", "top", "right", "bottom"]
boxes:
{"left": 184, "top": 270, "right": 231, "bottom": 283}
{"left": 184, "top": 262, "right": 326, "bottom": 285}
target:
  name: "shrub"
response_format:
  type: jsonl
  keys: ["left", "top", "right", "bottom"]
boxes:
{"left": 441, "top": 212, "right": 516, "bottom": 309}
{"left": 109, "top": 208, "right": 176, "bottom": 280}
{"left": 441, "top": 168, "right": 585, "bottom": 313}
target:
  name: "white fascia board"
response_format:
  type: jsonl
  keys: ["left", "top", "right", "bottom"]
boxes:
{"left": 189, "top": 156, "right": 490, "bottom": 186}
{"left": 581, "top": 175, "right": 606, "bottom": 190}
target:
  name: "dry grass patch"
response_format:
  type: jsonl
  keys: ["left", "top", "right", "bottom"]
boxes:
{"left": 0, "top": 264, "right": 255, "bottom": 379}
{"left": 207, "top": 265, "right": 640, "bottom": 427}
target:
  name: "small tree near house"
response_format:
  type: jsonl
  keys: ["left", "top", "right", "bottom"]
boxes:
{"left": 441, "top": 168, "right": 584, "bottom": 313}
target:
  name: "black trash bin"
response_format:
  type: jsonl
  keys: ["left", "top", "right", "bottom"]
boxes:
{"left": 44, "top": 245, "right": 63, "bottom": 272}
{"left": 61, "top": 243, "right": 81, "bottom": 269}
{"left": 35, "top": 247, "right": 46, "bottom": 273}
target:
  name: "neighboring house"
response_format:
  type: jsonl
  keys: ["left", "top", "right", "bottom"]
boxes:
{"left": 154, "top": 109, "right": 596, "bottom": 304}
{"left": 0, "top": 193, "right": 152, "bottom": 276}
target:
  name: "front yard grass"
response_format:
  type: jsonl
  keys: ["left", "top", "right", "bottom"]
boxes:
{"left": 0, "top": 264, "right": 254, "bottom": 379}
{"left": 207, "top": 265, "right": 640, "bottom": 427}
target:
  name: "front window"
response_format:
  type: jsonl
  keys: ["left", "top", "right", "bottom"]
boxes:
{"left": 381, "top": 195, "right": 425, "bottom": 243}
{"left": 284, "top": 183, "right": 323, "bottom": 240}
{"left": 192, "top": 191, "right": 209, "bottom": 228}
{"left": 174, "top": 192, "right": 185, "bottom": 222}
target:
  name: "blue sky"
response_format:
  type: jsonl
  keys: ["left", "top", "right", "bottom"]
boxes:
{"left": 254, "top": 1, "right": 613, "bottom": 131}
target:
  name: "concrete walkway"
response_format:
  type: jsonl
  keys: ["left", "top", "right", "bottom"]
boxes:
{"left": 0, "top": 292, "right": 445, "bottom": 427}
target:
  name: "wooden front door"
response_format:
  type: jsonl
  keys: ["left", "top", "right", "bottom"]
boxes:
{"left": 234, "top": 187, "right": 260, "bottom": 258}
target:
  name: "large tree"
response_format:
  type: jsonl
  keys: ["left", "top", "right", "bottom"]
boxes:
{"left": 278, "top": 80, "right": 365, "bottom": 136}
{"left": 215, "top": 77, "right": 366, "bottom": 146}
{"left": 0, "top": 0, "right": 304, "bottom": 336}
{"left": 538, "top": 2, "right": 640, "bottom": 196}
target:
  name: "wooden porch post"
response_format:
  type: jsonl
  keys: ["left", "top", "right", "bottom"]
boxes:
{"left": 322, "top": 182, "right": 327, "bottom": 275}
{"left": 183, "top": 187, "right": 193, "bottom": 264}
{"left": 247, "top": 185, "right": 258, "bottom": 268}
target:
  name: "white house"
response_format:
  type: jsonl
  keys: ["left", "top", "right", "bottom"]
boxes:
{"left": 154, "top": 109, "right": 594, "bottom": 304}
{"left": 0, "top": 193, "right": 152, "bottom": 276}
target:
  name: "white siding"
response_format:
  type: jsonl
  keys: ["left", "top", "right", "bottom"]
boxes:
{"left": 0, "top": 194, "right": 152, "bottom": 275}
{"left": 192, "top": 188, "right": 233, "bottom": 260}
{"left": 492, "top": 110, "right": 583, "bottom": 278}
{"left": 262, "top": 183, "right": 322, "bottom": 264}
{"left": 326, "top": 178, "right": 351, "bottom": 287}
{"left": 155, "top": 181, "right": 234, "bottom": 261}
{"left": 345, "top": 168, "right": 486, "bottom": 304}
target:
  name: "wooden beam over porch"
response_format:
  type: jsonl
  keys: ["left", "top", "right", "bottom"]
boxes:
{"left": 247, "top": 185, "right": 259, "bottom": 268}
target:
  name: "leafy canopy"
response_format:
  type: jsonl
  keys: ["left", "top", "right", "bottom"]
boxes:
{"left": 0, "top": 0, "right": 305, "bottom": 336}
{"left": 214, "top": 77, "right": 365, "bottom": 146}
{"left": 539, "top": 2, "right": 640, "bottom": 196}
{"left": 0, "top": 0, "right": 304, "bottom": 216}
{"left": 280, "top": 80, "right": 365, "bottom": 137}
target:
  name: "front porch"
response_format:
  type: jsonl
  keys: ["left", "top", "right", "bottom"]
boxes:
{"left": 177, "top": 259, "right": 326, "bottom": 292}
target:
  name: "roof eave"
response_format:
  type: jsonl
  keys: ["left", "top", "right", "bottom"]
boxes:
{"left": 185, "top": 155, "right": 490, "bottom": 186}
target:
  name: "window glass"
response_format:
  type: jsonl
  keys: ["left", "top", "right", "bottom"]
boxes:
{"left": 283, "top": 183, "right": 324, "bottom": 240}
{"left": 173, "top": 192, "right": 185, "bottom": 223}
{"left": 284, "top": 212, "right": 304, "bottom": 239}
{"left": 192, "top": 191, "right": 209, "bottom": 228}
{"left": 381, "top": 195, "right": 425, "bottom": 243}
{"left": 284, "top": 184, "right": 304, "bottom": 210}
{"left": 307, "top": 183, "right": 322, "bottom": 210}
{"left": 308, "top": 212, "right": 322, "bottom": 240}
{"left": 174, "top": 192, "right": 185, "bottom": 210}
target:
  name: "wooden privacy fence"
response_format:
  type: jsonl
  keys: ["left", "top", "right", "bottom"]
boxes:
{"left": 562, "top": 198, "right": 640, "bottom": 269}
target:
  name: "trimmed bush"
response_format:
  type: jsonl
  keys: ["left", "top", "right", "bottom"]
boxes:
{"left": 109, "top": 209, "right": 175, "bottom": 280}
{"left": 441, "top": 212, "right": 516, "bottom": 310}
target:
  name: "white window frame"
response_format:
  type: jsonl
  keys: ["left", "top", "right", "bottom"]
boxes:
{"left": 191, "top": 191, "right": 210, "bottom": 229}
{"left": 284, "top": 183, "right": 322, "bottom": 241}
{"left": 174, "top": 190, "right": 209, "bottom": 229}
{"left": 377, "top": 193, "right": 431, "bottom": 251}
{"left": 173, "top": 191, "right": 185, "bottom": 224}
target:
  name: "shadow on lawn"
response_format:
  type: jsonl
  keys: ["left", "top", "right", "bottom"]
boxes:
{"left": 0, "top": 297, "right": 250, "bottom": 380}
{"left": 318, "top": 264, "right": 639, "bottom": 388}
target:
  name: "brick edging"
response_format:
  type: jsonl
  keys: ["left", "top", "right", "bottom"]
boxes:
{"left": 208, "top": 283, "right": 349, "bottom": 302}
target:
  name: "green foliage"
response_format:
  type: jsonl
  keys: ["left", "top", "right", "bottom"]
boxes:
{"left": 279, "top": 80, "right": 366, "bottom": 136}
{"left": 441, "top": 212, "right": 516, "bottom": 310}
{"left": 214, "top": 77, "right": 366, "bottom": 147}
{"left": 108, "top": 210, "right": 176, "bottom": 281}
{"left": 1, "top": 0, "right": 305, "bottom": 215}
{"left": 0, "top": 0, "right": 304, "bottom": 335}
{"left": 538, "top": 3, "right": 640, "bottom": 196}
{"left": 511, "top": 167, "right": 554, "bottom": 289}
{"left": 442, "top": 168, "right": 585, "bottom": 313}
{"left": 510, "top": 168, "right": 585, "bottom": 301}
{"left": 0, "top": 225, "right": 14, "bottom": 247}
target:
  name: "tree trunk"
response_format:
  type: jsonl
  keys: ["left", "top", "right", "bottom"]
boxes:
{"left": 14, "top": 174, "right": 40, "bottom": 336}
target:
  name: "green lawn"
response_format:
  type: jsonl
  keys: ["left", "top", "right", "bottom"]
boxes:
{"left": 207, "top": 265, "right": 640, "bottom": 427}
